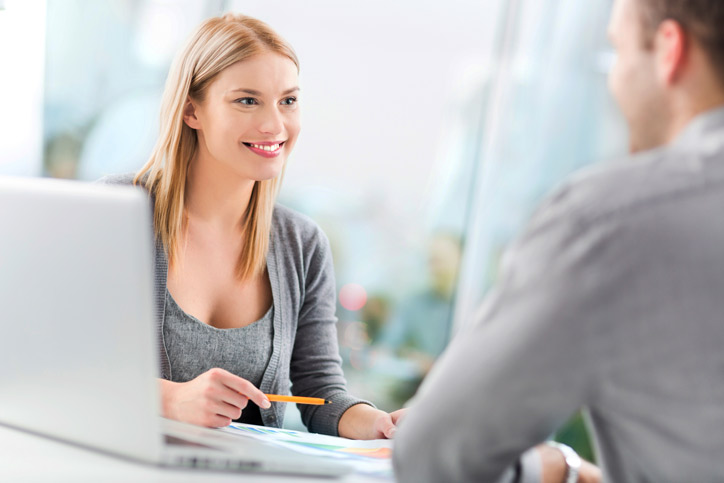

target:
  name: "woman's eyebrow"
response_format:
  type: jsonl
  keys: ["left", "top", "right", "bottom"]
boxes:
{"left": 227, "top": 87, "right": 300, "bottom": 96}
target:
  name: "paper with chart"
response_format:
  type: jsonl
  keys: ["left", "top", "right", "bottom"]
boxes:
{"left": 218, "top": 423, "right": 394, "bottom": 477}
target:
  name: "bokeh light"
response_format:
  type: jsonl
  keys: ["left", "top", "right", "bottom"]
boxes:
{"left": 339, "top": 283, "right": 367, "bottom": 311}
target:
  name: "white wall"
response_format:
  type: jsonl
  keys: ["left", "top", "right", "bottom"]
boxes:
{"left": 228, "top": 0, "right": 502, "bottom": 223}
{"left": 0, "top": 0, "right": 46, "bottom": 176}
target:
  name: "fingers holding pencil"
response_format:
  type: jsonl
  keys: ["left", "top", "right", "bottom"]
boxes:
{"left": 264, "top": 394, "right": 332, "bottom": 405}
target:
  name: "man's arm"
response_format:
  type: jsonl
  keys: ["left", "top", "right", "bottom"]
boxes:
{"left": 393, "top": 189, "right": 619, "bottom": 482}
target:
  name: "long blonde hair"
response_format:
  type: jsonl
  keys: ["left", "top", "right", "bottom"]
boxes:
{"left": 135, "top": 13, "right": 299, "bottom": 280}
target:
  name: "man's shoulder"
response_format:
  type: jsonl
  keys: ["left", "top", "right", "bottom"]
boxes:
{"left": 543, "top": 145, "right": 711, "bottom": 228}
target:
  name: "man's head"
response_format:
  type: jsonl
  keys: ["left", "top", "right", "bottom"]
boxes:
{"left": 608, "top": 0, "right": 724, "bottom": 153}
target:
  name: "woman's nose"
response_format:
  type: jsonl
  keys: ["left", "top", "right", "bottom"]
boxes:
{"left": 257, "top": 106, "right": 284, "bottom": 135}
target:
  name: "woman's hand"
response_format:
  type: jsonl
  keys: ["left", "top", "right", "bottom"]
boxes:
{"left": 338, "top": 404, "right": 407, "bottom": 440}
{"left": 159, "top": 368, "right": 271, "bottom": 427}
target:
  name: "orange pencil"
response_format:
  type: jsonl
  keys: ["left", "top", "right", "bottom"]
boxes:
{"left": 265, "top": 394, "right": 332, "bottom": 405}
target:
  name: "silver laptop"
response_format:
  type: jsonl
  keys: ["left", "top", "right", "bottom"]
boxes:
{"left": 0, "top": 175, "right": 350, "bottom": 477}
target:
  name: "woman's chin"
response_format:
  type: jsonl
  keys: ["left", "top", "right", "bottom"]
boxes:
{"left": 250, "top": 166, "right": 285, "bottom": 182}
{"left": 228, "top": 158, "right": 285, "bottom": 182}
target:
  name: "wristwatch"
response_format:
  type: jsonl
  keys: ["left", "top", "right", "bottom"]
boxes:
{"left": 545, "top": 441, "right": 581, "bottom": 483}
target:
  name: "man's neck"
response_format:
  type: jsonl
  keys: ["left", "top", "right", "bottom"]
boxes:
{"left": 665, "top": 64, "right": 724, "bottom": 144}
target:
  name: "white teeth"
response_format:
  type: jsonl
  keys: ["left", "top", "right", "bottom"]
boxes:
{"left": 250, "top": 143, "right": 280, "bottom": 151}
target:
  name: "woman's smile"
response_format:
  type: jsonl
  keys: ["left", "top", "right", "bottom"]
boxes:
{"left": 243, "top": 140, "right": 285, "bottom": 158}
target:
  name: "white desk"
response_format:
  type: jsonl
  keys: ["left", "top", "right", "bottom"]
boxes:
{"left": 0, "top": 424, "right": 393, "bottom": 483}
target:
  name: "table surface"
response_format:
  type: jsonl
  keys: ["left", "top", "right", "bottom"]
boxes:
{"left": 0, "top": 424, "right": 394, "bottom": 483}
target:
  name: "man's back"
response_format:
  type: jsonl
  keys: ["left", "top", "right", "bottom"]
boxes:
{"left": 574, "top": 107, "right": 724, "bottom": 481}
{"left": 393, "top": 107, "right": 724, "bottom": 482}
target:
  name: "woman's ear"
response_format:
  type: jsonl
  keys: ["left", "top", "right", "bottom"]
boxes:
{"left": 182, "top": 97, "right": 201, "bottom": 130}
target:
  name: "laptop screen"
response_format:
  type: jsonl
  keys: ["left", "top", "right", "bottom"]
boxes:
{"left": 0, "top": 176, "right": 163, "bottom": 463}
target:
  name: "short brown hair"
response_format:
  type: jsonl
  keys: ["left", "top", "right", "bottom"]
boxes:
{"left": 636, "top": 0, "right": 724, "bottom": 85}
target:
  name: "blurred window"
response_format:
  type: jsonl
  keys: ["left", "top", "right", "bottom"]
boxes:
{"left": 42, "top": 0, "right": 221, "bottom": 180}
{"left": 454, "top": 0, "right": 627, "bottom": 331}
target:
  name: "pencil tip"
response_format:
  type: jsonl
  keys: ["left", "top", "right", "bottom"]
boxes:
{"left": 325, "top": 400, "right": 332, "bottom": 404}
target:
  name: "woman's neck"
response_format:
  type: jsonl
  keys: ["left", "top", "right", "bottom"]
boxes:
{"left": 184, "top": 152, "right": 255, "bottom": 233}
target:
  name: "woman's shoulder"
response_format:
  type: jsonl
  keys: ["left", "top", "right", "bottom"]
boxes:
{"left": 271, "top": 204, "right": 329, "bottom": 250}
{"left": 95, "top": 172, "right": 139, "bottom": 187}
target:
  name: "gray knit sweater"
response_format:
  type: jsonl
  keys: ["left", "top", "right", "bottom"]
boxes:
{"left": 99, "top": 173, "right": 371, "bottom": 435}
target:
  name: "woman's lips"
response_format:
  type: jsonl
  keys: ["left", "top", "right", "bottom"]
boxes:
{"left": 243, "top": 141, "right": 285, "bottom": 158}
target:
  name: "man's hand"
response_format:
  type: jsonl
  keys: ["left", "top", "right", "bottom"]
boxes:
{"left": 538, "top": 443, "right": 602, "bottom": 483}
{"left": 159, "top": 368, "right": 271, "bottom": 427}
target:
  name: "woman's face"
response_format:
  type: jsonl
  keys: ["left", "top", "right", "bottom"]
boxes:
{"left": 185, "top": 52, "right": 300, "bottom": 181}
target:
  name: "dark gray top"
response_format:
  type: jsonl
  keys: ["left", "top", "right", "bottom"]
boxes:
{"left": 164, "top": 289, "right": 273, "bottom": 425}
{"left": 98, "top": 174, "right": 372, "bottom": 436}
{"left": 394, "top": 106, "right": 724, "bottom": 483}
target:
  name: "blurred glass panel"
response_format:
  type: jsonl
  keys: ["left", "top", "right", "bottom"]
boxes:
{"left": 42, "top": 0, "right": 222, "bottom": 179}
{"left": 454, "top": 0, "right": 627, "bottom": 331}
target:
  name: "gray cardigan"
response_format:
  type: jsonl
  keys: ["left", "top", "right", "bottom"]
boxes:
{"left": 99, "top": 173, "right": 370, "bottom": 436}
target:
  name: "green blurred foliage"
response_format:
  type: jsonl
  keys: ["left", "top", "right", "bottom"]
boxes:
{"left": 555, "top": 411, "right": 596, "bottom": 463}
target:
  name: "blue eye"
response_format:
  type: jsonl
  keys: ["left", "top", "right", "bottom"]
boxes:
{"left": 235, "top": 97, "right": 257, "bottom": 105}
{"left": 281, "top": 97, "right": 297, "bottom": 106}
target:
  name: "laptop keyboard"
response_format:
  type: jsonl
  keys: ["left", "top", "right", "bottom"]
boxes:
{"left": 164, "top": 435, "right": 263, "bottom": 470}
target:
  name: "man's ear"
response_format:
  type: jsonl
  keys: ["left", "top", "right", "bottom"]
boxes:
{"left": 654, "top": 19, "right": 687, "bottom": 86}
{"left": 182, "top": 97, "right": 201, "bottom": 130}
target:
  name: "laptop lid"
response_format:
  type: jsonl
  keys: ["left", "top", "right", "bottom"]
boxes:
{"left": 0, "top": 176, "right": 164, "bottom": 463}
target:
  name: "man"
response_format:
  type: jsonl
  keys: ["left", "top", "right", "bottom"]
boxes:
{"left": 393, "top": 0, "right": 724, "bottom": 481}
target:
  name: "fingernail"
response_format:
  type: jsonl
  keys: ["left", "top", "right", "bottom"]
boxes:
{"left": 262, "top": 399, "right": 271, "bottom": 409}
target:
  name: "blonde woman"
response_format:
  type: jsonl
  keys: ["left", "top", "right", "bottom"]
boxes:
{"left": 101, "top": 13, "right": 403, "bottom": 439}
